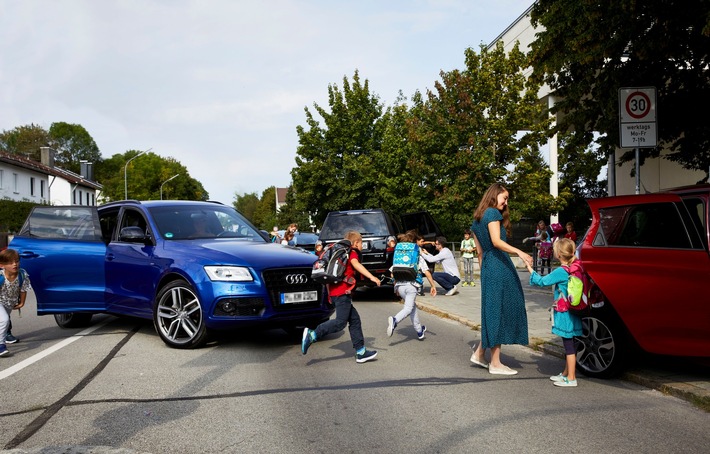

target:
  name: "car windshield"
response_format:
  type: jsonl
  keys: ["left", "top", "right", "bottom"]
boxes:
{"left": 149, "top": 205, "right": 266, "bottom": 241}
{"left": 319, "top": 212, "right": 390, "bottom": 240}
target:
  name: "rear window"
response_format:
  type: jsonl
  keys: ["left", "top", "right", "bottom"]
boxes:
{"left": 320, "top": 212, "right": 391, "bottom": 240}
{"left": 598, "top": 202, "right": 698, "bottom": 249}
{"left": 18, "top": 207, "right": 102, "bottom": 241}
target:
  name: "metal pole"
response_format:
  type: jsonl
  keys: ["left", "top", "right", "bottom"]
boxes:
{"left": 123, "top": 148, "right": 150, "bottom": 200}
{"left": 160, "top": 174, "right": 180, "bottom": 200}
{"left": 634, "top": 147, "right": 641, "bottom": 194}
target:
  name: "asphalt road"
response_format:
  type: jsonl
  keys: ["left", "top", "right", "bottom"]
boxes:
{"left": 1, "top": 289, "right": 709, "bottom": 453}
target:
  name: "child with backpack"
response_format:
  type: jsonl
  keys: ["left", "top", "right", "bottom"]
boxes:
{"left": 0, "top": 249, "right": 32, "bottom": 356}
{"left": 303, "top": 230, "right": 381, "bottom": 363}
{"left": 537, "top": 231, "right": 553, "bottom": 275}
{"left": 386, "top": 230, "right": 437, "bottom": 340}
{"left": 525, "top": 238, "right": 583, "bottom": 387}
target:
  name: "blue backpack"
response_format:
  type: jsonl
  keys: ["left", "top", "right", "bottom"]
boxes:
{"left": 0, "top": 268, "right": 27, "bottom": 287}
{"left": 391, "top": 242, "right": 422, "bottom": 285}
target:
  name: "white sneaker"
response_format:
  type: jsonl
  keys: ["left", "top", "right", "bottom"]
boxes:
{"left": 445, "top": 285, "right": 457, "bottom": 296}
{"left": 553, "top": 377, "right": 578, "bottom": 387}
{"left": 387, "top": 316, "right": 397, "bottom": 337}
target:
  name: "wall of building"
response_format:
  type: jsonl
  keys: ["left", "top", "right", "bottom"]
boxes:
{"left": 0, "top": 164, "right": 49, "bottom": 203}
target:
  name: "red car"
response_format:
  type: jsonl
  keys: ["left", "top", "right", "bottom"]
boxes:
{"left": 576, "top": 184, "right": 710, "bottom": 378}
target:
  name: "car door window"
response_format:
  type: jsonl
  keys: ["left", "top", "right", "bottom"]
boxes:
{"left": 601, "top": 202, "right": 694, "bottom": 249}
{"left": 120, "top": 209, "right": 149, "bottom": 237}
{"left": 19, "top": 206, "right": 101, "bottom": 241}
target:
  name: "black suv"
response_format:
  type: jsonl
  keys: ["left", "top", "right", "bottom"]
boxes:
{"left": 318, "top": 209, "right": 442, "bottom": 284}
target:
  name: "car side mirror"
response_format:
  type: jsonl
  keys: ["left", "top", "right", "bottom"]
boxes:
{"left": 119, "top": 226, "right": 149, "bottom": 243}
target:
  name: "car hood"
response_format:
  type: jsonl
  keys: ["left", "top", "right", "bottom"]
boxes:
{"left": 163, "top": 240, "right": 317, "bottom": 268}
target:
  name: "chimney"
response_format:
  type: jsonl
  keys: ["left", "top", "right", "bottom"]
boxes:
{"left": 40, "top": 147, "right": 55, "bottom": 168}
{"left": 80, "top": 160, "right": 94, "bottom": 181}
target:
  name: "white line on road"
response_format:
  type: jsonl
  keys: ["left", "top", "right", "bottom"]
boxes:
{"left": 0, "top": 320, "right": 111, "bottom": 380}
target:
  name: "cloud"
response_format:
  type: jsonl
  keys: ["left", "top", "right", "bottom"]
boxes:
{"left": 1, "top": 0, "right": 534, "bottom": 205}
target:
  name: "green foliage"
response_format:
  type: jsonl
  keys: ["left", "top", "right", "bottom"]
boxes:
{"left": 0, "top": 199, "right": 39, "bottom": 233}
{"left": 290, "top": 45, "right": 555, "bottom": 239}
{"left": 251, "top": 187, "right": 280, "bottom": 231}
{"left": 529, "top": 0, "right": 710, "bottom": 176}
{"left": 48, "top": 122, "right": 102, "bottom": 174}
{"left": 277, "top": 186, "right": 314, "bottom": 232}
{"left": 234, "top": 192, "right": 260, "bottom": 221}
{"left": 0, "top": 124, "right": 50, "bottom": 160}
{"left": 291, "top": 70, "right": 386, "bottom": 226}
{"left": 557, "top": 132, "right": 609, "bottom": 230}
{"left": 96, "top": 150, "right": 208, "bottom": 202}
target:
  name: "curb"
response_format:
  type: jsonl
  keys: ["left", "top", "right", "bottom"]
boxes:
{"left": 413, "top": 299, "right": 710, "bottom": 412}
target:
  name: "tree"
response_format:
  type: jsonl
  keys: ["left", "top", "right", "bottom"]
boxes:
{"left": 234, "top": 191, "right": 260, "bottom": 221}
{"left": 0, "top": 124, "right": 50, "bottom": 160}
{"left": 399, "top": 42, "right": 557, "bottom": 237}
{"left": 556, "top": 132, "right": 609, "bottom": 230}
{"left": 529, "top": 0, "right": 710, "bottom": 178}
{"left": 96, "top": 150, "right": 209, "bottom": 202}
{"left": 48, "top": 122, "right": 102, "bottom": 174}
{"left": 292, "top": 70, "right": 386, "bottom": 226}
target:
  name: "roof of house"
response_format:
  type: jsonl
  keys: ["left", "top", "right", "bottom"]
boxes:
{"left": 0, "top": 151, "right": 103, "bottom": 190}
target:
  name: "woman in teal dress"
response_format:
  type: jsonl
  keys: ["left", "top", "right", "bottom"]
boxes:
{"left": 470, "top": 183, "right": 533, "bottom": 375}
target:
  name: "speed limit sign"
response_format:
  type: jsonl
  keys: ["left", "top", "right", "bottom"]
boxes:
{"left": 619, "top": 87, "right": 657, "bottom": 148}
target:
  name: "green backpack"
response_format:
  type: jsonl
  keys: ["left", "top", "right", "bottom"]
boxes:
{"left": 562, "top": 261, "right": 591, "bottom": 311}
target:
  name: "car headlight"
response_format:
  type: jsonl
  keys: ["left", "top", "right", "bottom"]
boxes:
{"left": 204, "top": 266, "right": 253, "bottom": 282}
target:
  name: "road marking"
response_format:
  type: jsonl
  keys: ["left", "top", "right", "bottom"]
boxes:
{"left": 0, "top": 320, "right": 111, "bottom": 380}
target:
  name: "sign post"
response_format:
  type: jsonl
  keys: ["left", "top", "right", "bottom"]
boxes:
{"left": 619, "top": 87, "right": 657, "bottom": 193}
{"left": 619, "top": 87, "right": 657, "bottom": 148}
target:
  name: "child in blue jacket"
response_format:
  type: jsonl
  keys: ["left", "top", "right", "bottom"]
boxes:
{"left": 526, "top": 238, "right": 583, "bottom": 387}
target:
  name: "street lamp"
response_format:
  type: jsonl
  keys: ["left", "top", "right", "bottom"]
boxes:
{"left": 123, "top": 148, "right": 151, "bottom": 200}
{"left": 160, "top": 174, "right": 180, "bottom": 200}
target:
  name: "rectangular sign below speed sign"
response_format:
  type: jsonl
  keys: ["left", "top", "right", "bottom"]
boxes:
{"left": 619, "top": 87, "right": 657, "bottom": 148}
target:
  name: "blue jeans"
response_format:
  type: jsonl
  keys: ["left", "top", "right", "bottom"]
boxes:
{"left": 314, "top": 294, "right": 364, "bottom": 351}
{"left": 432, "top": 272, "right": 460, "bottom": 292}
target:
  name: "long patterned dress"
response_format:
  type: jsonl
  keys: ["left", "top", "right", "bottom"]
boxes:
{"left": 471, "top": 207, "right": 528, "bottom": 348}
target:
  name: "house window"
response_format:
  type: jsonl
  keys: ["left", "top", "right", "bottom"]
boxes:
{"left": 91, "top": 193, "right": 95, "bottom": 205}
{"left": 0, "top": 169, "right": 3, "bottom": 189}
{"left": 13, "top": 173, "right": 18, "bottom": 193}
{"left": 30, "top": 177, "right": 36, "bottom": 196}
{"left": 86, "top": 192, "right": 89, "bottom": 205}
{"left": 41, "top": 180, "right": 45, "bottom": 198}
{"left": 73, "top": 190, "right": 76, "bottom": 205}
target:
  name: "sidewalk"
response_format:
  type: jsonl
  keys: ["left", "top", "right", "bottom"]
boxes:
{"left": 412, "top": 269, "right": 710, "bottom": 412}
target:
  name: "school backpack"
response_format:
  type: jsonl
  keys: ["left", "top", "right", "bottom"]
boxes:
{"left": 311, "top": 240, "right": 352, "bottom": 284}
{"left": 539, "top": 241, "right": 553, "bottom": 260}
{"left": 391, "top": 242, "right": 421, "bottom": 284}
{"left": 0, "top": 269, "right": 27, "bottom": 287}
{"left": 555, "top": 261, "right": 592, "bottom": 312}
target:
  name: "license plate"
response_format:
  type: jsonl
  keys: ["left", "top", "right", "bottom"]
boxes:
{"left": 281, "top": 291, "right": 319, "bottom": 304}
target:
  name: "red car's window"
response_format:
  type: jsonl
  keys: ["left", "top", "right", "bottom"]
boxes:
{"left": 599, "top": 202, "right": 695, "bottom": 249}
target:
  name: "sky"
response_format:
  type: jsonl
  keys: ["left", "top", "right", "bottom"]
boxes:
{"left": 1, "top": 0, "right": 534, "bottom": 205}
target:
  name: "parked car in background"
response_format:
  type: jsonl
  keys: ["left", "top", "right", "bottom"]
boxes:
{"left": 9, "top": 201, "right": 333, "bottom": 349}
{"left": 576, "top": 184, "right": 710, "bottom": 378}
{"left": 318, "top": 209, "right": 442, "bottom": 284}
{"left": 272, "top": 229, "right": 319, "bottom": 252}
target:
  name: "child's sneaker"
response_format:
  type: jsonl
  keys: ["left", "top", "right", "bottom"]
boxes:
{"left": 387, "top": 316, "right": 397, "bottom": 337}
{"left": 462, "top": 282, "right": 469, "bottom": 287}
{"left": 553, "top": 377, "right": 577, "bottom": 387}
{"left": 470, "top": 281, "right": 476, "bottom": 287}
{"left": 5, "top": 333, "right": 18, "bottom": 344}
{"left": 355, "top": 349, "right": 378, "bottom": 363}
{"left": 417, "top": 326, "right": 427, "bottom": 340}
{"left": 301, "top": 328, "right": 315, "bottom": 355}
{"left": 0, "top": 344, "right": 8, "bottom": 356}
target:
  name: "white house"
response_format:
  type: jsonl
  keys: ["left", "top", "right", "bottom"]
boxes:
{"left": 491, "top": 4, "right": 705, "bottom": 198}
{"left": 0, "top": 148, "right": 102, "bottom": 206}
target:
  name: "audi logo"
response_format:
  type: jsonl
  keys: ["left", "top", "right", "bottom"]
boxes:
{"left": 285, "top": 274, "right": 309, "bottom": 285}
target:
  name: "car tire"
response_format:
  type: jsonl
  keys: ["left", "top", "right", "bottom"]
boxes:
{"left": 153, "top": 280, "right": 208, "bottom": 349}
{"left": 574, "top": 309, "right": 628, "bottom": 379}
{"left": 54, "top": 313, "right": 93, "bottom": 328}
